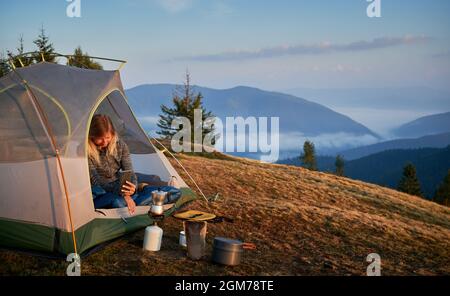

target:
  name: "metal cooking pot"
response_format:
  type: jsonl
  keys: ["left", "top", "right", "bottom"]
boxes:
{"left": 211, "top": 237, "right": 256, "bottom": 266}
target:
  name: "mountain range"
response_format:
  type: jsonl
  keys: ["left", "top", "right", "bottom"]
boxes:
{"left": 338, "top": 132, "right": 450, "bottom": 160}
{"left": 126, "top": 84, "right": 380, "bottom": 155}
{"left": 393, "top": 112, "right": 450, "bottom": 138}
{"left": 283, "top": 87, "right": 450, "bottom": 111}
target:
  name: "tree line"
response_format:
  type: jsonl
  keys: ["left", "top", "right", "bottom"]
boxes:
{"left": 299, "top": 140, "right": 450, "bottom": 207}
{"left": 1, "top": 26, "right": 102, "bottom": 78}
{"left": 1, "top": 26, "right": 216, "bottom": 150}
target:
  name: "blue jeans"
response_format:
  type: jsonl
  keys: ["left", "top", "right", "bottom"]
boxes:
{"left": 93, "top": 185, "right": 181, "bottom": 209}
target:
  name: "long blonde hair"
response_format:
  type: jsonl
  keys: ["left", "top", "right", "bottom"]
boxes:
{"left": 88, "top": 114, "right": 118, "bottom": 164}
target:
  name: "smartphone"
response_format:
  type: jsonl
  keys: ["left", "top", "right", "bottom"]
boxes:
{"left": 119, "top": 170, "right": 134, "bottom": 195}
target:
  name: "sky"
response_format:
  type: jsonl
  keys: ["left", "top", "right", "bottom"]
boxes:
{"left": 1, "top": 0, "right": 450, "bottom": 92}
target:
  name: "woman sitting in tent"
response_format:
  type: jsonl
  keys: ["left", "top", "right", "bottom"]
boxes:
{"left": 88, "top": 114, "right": 181, "bottom": 214}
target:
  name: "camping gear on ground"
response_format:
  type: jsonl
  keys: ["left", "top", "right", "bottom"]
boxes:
{"left": 0, "top": 57, "right": 200, "bottom": 256}
{"left": 211, "top": 237, "right": 257, "bottom": 266}
{"left": 185, "top": 220, "right": 207, "bottom": 260}
{"left": 179, "top": 230, "right": 187, "bottom": 248}
{"left": 151, "top": 190, "right": 167, "bottom": 216}
{"left": 174, "top": 210, "right": 234, "bottom": 224}
{"left": 143, "top": 223, "right": 163, "bottom": 252}
{"left": 174, "top": 210, "right": 216, "bottom": 221}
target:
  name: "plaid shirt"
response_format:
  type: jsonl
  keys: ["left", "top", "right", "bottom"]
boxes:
{"left": 88, "top": 138, "right": 138, "bottom": 194}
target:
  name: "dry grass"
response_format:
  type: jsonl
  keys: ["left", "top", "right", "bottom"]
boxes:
{"left": 1, "top": 153, "right": 449, "bottom": 275}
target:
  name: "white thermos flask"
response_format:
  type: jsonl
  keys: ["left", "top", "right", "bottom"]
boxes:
{"left": 143, "top": 224, "right": 163, "bottom": 251}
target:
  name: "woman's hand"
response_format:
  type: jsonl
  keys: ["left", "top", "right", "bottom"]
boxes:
{"left": 121, "top": 181, "right": 136, "bottom": 196}
{"left": 121, "top": 181, "right": 136, "bottom": 214}
{"left": 124, "top": 196, "right": 136, "bottom": 214}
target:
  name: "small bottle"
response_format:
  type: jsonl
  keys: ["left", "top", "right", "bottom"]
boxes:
{"left": 143, "top": 223, "right": 163, "bottom": 251}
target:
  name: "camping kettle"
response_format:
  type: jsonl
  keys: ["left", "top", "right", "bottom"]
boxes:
{"left": 151, "top": 190, "right": 167, "bottom": 216}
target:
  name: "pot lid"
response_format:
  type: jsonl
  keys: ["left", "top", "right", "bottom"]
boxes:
{"left": 213, "top": 237, "right": 243, "bottom": 252}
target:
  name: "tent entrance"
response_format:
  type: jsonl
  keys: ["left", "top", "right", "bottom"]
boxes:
{"left": 88, "top": 89, "right": 190, "bottom": 216}
{"left": 93, "top": 89, "right": 155, "bottom": 155}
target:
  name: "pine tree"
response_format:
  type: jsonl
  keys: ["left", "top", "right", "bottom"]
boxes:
{"left": 398, "top": 163, "right": 422, "bottom": 197}
{"left": 300, "top": 141, "right": 317, "bottom": 171}
{"left": 33, "top": 25, "right": 56, "bottom": 63}
{"left": 8, "top": 35, "right": 34, "bottom": 68}
{"left": 434, "top": 170, "right": 450, "bottom": 206}
{"left": 67, "top": 47, "right": 103, "bottom": 70}
{"left": 335, "top": 154, "right": 345, "bottom": 176}
{"left": 157, "top": 71, "right": 216, "bottom": 148}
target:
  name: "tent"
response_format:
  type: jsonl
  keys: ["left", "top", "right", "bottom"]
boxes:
{"left": 0, "top": 60, "right": 198, "bottom": 256}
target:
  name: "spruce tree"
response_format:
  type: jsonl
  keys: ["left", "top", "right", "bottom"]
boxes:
{"left": 434, "top": 170, "right": 450, "bottom": 206}
{"left": 300, "top": 141, "right": 317, "bottom": 171}
{"left": 157, "top": 71, "right": 216, "bottom": 148}
{"left": 398, "top": 163, "right": 422, "bottom": 197}
{"left": 33, "top": 25, "right": 56, "bottom": 63}
{"left": 67, "top": 47, "right": 103, "bottom": 70}
{"left": 335, "top": 154, "right": 345, "bottom": 176}
{"left": 8, "top": 35, "right": 34, "bottom": 68}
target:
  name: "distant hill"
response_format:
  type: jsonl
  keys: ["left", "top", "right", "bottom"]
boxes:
{"left": 126, "top": 84, "right": 380, "bottom": 154}
{"left": 393, "top": 112, "right": 450, "bottom": 138}
{"left": 338, "top": 132, "right": 450, "bottom": 160}
{"left": 342, "top": 146, "right": 450, "bottom": 199}
{"left": 284, "top": 87, "right": 450, "bottom": 111}
{"left": 278, "top": 146, "right": 450, "bottom": 199}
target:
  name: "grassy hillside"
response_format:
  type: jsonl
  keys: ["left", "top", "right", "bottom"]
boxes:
{"left": 1, "top": 153, "right": 449, "bottom": 275}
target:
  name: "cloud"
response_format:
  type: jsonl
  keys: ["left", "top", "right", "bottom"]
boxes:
{"left": 213, "top": 129, "right": 378, "bottom": 152}
{"left": 137, "top": 116, "right": 159, "bottom": 125}
{"left": 432, "top": 50, "right": 450, "bottom": 59}
{"left": 172, "top": 35, "right": 432, "bottom": 62}
{"left": 137, "top": 116, "right": 160, "bottom": 130}
{"left": 209, "top": 1, "right": 233, "bottom": 16}
{"left": 331, "top": 64, "right": 363, "bottom": 73}
{"left": 277, "top": 132, "right": 379, "bottom": 151}
{"left": 155, "top": 0, "right": 194, "bottom": 13}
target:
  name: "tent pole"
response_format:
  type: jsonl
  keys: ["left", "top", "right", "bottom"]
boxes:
{"left": 8, "top": 60, "right": 16, "bottom": 70}
{"left": 8, "top": 51, "right": 128, "bottom": 70}
{"left": 117, "top": 62, "right": 126, "bottom": 71}
{"left": 149, "top": 136, "right": 209, "bottom": 203}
